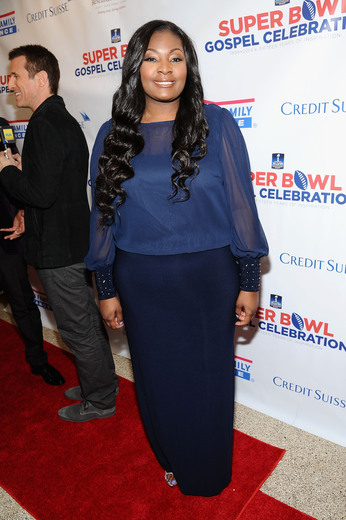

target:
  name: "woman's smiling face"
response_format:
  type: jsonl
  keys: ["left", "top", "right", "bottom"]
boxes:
{"left": 140, "top": 29, "right": 187, "bottom": 109}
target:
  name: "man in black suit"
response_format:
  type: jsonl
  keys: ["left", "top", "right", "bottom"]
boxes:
{"left": 0, "top": 46, "right": 118, "bottom": 422}
{"left": 0, "top": 117, "right": 64, "bottom": 384}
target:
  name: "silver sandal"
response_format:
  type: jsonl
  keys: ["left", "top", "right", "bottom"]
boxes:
{"left": 164, "top": 471, "right": 177, "bottom": 487}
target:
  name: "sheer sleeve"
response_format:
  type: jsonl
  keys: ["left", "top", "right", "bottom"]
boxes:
{"left": 84, "top": 120, "right": 117, "bottom": 299}
{"left": 219, "top": 107, "right": 269, "bottom": 291}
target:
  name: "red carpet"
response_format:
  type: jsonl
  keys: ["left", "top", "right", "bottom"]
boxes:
{"left": 0, "top": 318, "right": 316, "bottom": 520}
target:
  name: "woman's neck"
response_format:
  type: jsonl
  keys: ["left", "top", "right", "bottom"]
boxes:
{"left": 141, "top": 99, "right": 179, "bottom": 123}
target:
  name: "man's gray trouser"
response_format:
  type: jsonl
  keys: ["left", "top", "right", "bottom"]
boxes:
{"left": 37, "top": 262, "right": 118, "bottom": 409}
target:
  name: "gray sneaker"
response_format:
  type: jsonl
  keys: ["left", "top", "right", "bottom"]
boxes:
{"left": 58, "top": 400, "right": 116, "bottom": 422}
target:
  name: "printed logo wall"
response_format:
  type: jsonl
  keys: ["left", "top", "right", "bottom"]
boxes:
{"left": 0, "top": 0, "right": 344, "bottom": 446}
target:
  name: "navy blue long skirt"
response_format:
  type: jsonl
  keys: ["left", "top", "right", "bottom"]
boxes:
{"left": 114, "top": 246, "right": 239, "bottom": 496}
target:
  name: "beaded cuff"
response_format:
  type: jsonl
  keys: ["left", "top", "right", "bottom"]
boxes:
{"left": 236, "top": 257, "right": 261, "bottom": 292}
{"left": 94, "top": 265, "right": 117, "bottom": 300}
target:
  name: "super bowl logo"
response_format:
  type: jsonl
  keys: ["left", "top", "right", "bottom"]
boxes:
{"left": 272, "top": 153, "right": 284, "bottom": 170}
{"left": 252, "top": 158, "right": 346, "bottom": 206}
{"left": 270, "top": 294, "right": 282, "bottom": 309}
{"left": 75, "top": 42, "right": 127, "bottom": 77}
{"left": 208, "top": 0, "right": 346, "bottom": 53}
{"left": 256, "top": 305, "right": 345, "bottom": 353}
{"left": 111, "top": 28, "right": 121, "bottom": 43}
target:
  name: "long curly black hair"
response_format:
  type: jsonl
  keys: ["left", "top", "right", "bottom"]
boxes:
{"left": 96, "top": 20, "right": 209, "bottom": 225}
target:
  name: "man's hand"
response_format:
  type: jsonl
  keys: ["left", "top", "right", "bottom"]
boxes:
{"left": 0, "top": 209, "right": 25, "bottom": 240}
{"left": 0, "top": 148, "right": 21, "bottom": 172}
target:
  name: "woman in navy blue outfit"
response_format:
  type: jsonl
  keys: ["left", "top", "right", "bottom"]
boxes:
{"left": 85, "top": 20, "right": 268, "bottom": 496}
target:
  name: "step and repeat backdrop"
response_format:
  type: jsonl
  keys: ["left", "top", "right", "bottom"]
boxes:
{"left": 0, "top": 0, "right": 345, "bottom": 446}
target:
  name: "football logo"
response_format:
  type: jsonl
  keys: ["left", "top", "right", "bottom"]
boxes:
{"left": 302, "top": 0, "right": 316, "bottom": 21}
{"left": 294, "top": 170, "right": 309, "bottom": 190}
{"left": 292, "top": 312, "right": 305, "bottom": 331}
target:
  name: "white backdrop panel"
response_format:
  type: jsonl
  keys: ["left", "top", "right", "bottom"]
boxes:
{"left": 0, "top": 0, "right": 345, "bottom": 446}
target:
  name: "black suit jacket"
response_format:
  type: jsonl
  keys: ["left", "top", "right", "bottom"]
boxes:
{"left": 0, "top": 97, "right": 90, "bottom": 268}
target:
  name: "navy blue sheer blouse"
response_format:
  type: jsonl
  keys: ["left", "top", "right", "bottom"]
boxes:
{"left": 85, "top": 103, "right": 268, "bottom": 299}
